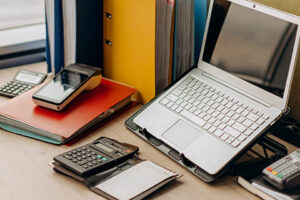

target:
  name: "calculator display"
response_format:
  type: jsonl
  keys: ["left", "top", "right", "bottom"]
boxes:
{"left": 95, "top": 143, "right": 114, "bottom": 153}
{"left": 15, "top": 72, "right": 43, "bottom": 84}
{"left": 35, "top": 70, "right": 89, "bottom": 103}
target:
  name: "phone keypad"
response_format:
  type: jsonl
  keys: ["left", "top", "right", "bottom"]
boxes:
{"left": 63, "top": 146, "right": 109, "bottom": 169}
{"left": 0, "top": 80, "right": 33, "bottom": 97}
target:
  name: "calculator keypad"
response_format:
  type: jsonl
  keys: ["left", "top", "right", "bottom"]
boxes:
{"left": 0, "top": 80, "right": 34, "bottom": 97}
{"left": 264, "top": 149, "right": 300, "bottom": 182}
{"left": 63, "top": 146, "right": 110, "bottom": 170}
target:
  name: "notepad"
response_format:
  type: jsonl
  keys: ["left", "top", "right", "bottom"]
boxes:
{"left": 95, "top": 161, "right": 177, "bottom": 200}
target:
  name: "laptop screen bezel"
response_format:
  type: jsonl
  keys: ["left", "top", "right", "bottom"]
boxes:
{"left": 198, "top": 0, "right": 300, "bottom": 110}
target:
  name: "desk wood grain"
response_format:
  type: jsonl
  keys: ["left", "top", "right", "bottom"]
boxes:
{"left": 0, "top": 63, "right": 260, "bottom": 200}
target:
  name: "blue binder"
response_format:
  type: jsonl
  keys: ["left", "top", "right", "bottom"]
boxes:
{"left": 45, "top": 0, "right": 64, "bottom": 74}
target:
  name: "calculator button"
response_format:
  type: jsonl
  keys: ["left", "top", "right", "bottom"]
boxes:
{"left": 267, "top": 167, "right": 272, "bottom": 172}
{"left": 87, "top": 157, "right": 93, "bottom": 162}
{"left": 64, "top": 155, "right": 72, "bottom": 160}
{"left": 88, "top": 162, "right": 93, "bottom": 167}
{"left": 272, "top": 171, "right": 278, "bottom": 175}
{"left": 72, "top": 158, "right": 77, "bottom": 163}
{"left": 277, "top": 173, "right": 283, "bottom": 178}
{"left": 92, "top": 160, "right": 98, "bottom": 165}
{"left": 97, "top": 155, "right": 102, "bottom": 159}
{"left": 102, "top": 157, "right": 108, "bottom": 161}
{"left": 78, "top": 161, "right": 84, "bottom": 165}
{"left": 83, "top": 164, "right": 88, "bottom": 168}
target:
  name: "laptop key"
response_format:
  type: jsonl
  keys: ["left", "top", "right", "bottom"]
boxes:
{"left": 231, "top": 104, "right": 239, "bottom": 111}
{"left": 226, "top": 138, "right": 233, "bottom": 144}
{"left": 189, "top": 106, "right": 197, "bottom": 113}
{"left": 172, "top": 89, "right": 182, "bottom": 96}
{"left": 181, "top": 110, "right": 206, "bottom": 126}
{"left": 185, "top": 104, "right": 192, "bottom": 110}
{"left": 231, "top": 140, "right": 240, "bottom": 147}
{"left": 224, "top": 126, "right": 241, "bottom": 138}
{"left": 250, "top": 123, "right": 259, "bottom": 130}
{"left": 212, "top": 111, "right": 219, "bottom": 118}
{"left": 244, "top": 129, "right": 253, "bottom": 136}
{"left": 203, "top": 123, "right": 211, "bottom": 130}
{"left": 161, "top": 98, "right": 169, "bottom": 105}
{"left": 232, "top": 122, "right": 246, "bottom": 133}
{"left": 237, "top": 116, "right": 245, "bottom": 123}
{"left": 171, "top": 104, "right": 178, "bottom": 110}
{"left": 208, "top": 126, "right": 217, "bottom": 133}
{"left": 214, "top": 120, "right": 221, "bottom": 127}
{"left": 194, "top": 109, "right": 201, "bottom": 115}
{"left": 218, "top": 123, "right": 226, "bottom": 130}
{"left": 242, "top": 119, "right": 253, "bottom": 127}
{"left": 262, "top": 114, "right": 269, "bottom": 120}
{"left": 214, "top": 129, "right": 223, "bottom": 137}
{"left": 175, "top": 107, "right": 183, "bottom": 113}
{"left": 237, "top": 134, "right": 246, "bottom": 142}
{"left": 227, "top": 119, "right": 235, "bottom": 126}
{"left": 221, "top": 133, "right": 229, "bottom": 141}
{"left": 168, "top": 94, "right": 178, "bottom": 102}
{"left": 167, "top": 102, "right": 174, "bottom": 108}
{"left": 247, "top": 113, "right": 259, "bottom": 122}
{"left": 256, "top": 118, "right": 265, "bottom": 125}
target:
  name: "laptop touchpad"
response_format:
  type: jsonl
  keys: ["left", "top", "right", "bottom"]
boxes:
{"left": 162, "top": 120, "right": 202, "bottom": 150}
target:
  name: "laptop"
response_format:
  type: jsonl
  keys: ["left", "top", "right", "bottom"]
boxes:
{"left": 134, "top": 0, "right": 300, "bottom": 175}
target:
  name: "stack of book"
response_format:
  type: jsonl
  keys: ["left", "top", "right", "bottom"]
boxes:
{"left": 0, "top": 78, "right": 136, "bottom": 144}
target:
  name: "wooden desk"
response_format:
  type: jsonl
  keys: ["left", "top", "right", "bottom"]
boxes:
{"left": 0, "top": 62, "right": 294, "bottom": 200}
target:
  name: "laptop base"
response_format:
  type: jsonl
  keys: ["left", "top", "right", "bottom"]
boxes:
{"left": 125, "top": 102, "right": 288, "bottom": 182}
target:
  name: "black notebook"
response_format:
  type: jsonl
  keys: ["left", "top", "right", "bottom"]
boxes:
{"left": 238, "top": 175, "right": 300, "bottom": 200}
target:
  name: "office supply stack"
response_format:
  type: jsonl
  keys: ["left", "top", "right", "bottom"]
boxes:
{"left": 45, "top": 0, "right": 208, "bottom": 103}
{"left": 0, "top": 78, "right": 136, "bottom": 144}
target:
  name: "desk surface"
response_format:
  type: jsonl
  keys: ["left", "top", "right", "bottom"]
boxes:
{"left": 0, "top": 62, "right": 296, "bottom": 200}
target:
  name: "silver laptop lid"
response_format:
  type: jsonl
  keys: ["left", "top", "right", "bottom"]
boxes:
{"left": 198, "top": 0, "right": 300, "bottom": 110}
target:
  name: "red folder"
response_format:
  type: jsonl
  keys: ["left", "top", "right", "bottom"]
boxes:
{"left": 0, "top": 78, "right": 136, "bottom": 144}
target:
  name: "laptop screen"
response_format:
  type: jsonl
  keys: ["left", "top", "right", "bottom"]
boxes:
{"left": 203, "top": 0, "right": 298, "bottom": 98}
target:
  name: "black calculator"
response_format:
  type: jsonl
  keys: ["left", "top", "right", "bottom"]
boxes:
{"left": 54, "top": 137, "right": 139, "bottom": 177}
{"left": 0, "top": 70, "right": 47, "bottom": 98}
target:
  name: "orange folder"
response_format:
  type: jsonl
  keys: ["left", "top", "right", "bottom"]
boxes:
{"left": 0, "top": 78, "right": 136, "bottom": 144}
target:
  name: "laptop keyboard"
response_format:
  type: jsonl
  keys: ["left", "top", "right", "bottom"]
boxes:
{"left": 160, "top": 76, "right": 270, "bottom": 148}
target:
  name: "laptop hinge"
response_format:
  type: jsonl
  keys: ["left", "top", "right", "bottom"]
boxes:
{"left": 201, "top": 72, "right": 271, "bottom": 107}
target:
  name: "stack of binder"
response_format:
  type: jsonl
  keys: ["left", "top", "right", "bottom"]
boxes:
{"left": 45, "top": 0, "right": 208, "bottom": 103}
{"left": 103, "top": 0, "right": 208, "bottom": 103}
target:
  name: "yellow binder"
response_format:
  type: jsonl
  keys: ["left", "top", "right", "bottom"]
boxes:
{"left": 103, "top": 0, "right": 156, "bottom": 103}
